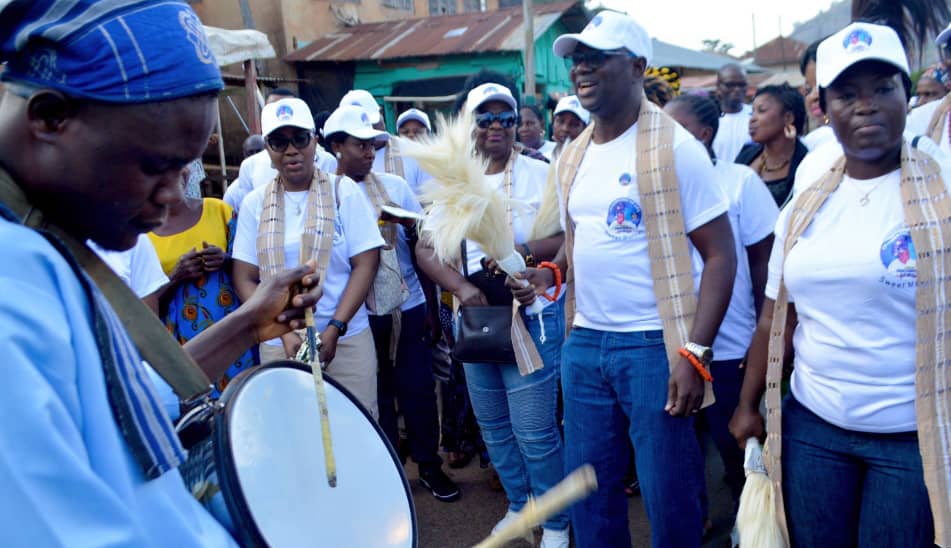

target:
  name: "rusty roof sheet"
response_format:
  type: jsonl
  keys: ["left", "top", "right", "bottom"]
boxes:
{"left": 285, "top": 1, "right": 578, "bottom": 63}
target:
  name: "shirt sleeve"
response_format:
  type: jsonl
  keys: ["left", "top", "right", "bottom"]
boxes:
{"left": 338, "top": 180, "right": 385, "bottom": 258}
{"left": 675, "top": 136, "right": 729, "bottom": 233}
{"left": 0, "top": 248, "right": 149, "bottom": 545}
{"left": 231, "top": 189, "right": 262, "bottom": 266}
{"left": 128, "top": 236, "right": 169, "bottom": 298}
{"left": 764, "top": 204, "right": 792, "bottom": 301}
{"left": 737, "top": 168, "right": 780, "bottom": 246}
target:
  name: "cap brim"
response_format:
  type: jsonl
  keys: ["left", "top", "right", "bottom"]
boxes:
{"left": 264, "top": 121, "right": 315, "bottom": 137}
{"left": 938, "top": 28, "right": 951, "bottom": 45}
{"left": 817, "top": 56, "right": 909, "bottom": 88}
{"left": 398, "top": 114, "right": 430, "bottom": 130}
{"left": 349, "top": 127, "right": 390, "bottom": 142}
{"left": 553, "top": 33, "right": 623, "bottom": 57}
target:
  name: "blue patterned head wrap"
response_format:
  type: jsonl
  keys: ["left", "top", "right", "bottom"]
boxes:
{"left": 0, "top": 0, "right": 223, "bottom": 103}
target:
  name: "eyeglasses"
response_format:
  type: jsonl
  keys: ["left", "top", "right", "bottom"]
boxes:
{"left": 266, "top": 131, "right": 313, "bottom": 152}
{"left": 475, "top": 111, "right": 518, "bottom": 129}
{"left": 566, "top": 49, "right": 633, "bottom": 69}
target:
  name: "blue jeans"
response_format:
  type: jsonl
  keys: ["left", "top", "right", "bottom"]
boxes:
{"left": 699, "top": 358, "right": 746, "bottom": 519}
{"left": 562, "top": 328, "right": 704, "bottom": 548}
{"left": 782, "top": 395, "right": 934, "bottom": 547}
{"left": 463, "top": 300, "right": 567, "bottom": 531}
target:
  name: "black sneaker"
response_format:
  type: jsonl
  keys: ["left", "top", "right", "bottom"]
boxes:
{"left": 419, "top": 467, "right": 460, "bottom": 502}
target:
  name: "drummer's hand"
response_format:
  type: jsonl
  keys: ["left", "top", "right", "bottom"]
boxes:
{"left": 243, "top": 260, "right": 322, "bottom": 343}
{"left": 506, "top": 269, "right": 552, "bottom": 306}
{"left": 454, "top": 281, "right": 488, "bottom": 307}
{"left": 319, "top": 327, "right": 340, "bottom": 365}
{"left": 281, "top": 332, "right": 303, "bottom": 359}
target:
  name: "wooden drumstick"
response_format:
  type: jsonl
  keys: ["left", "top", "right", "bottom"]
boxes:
{"left": 473, "top": 464, "right": 598, "bottom": 548}
{"left": 301, "top": 232, "right": 337, "bottom": 488}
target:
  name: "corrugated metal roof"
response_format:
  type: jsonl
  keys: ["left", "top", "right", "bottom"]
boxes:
{"left": 652, "top": 39, "right": 764, "bottom": 72}
{"left": 285, "top": 1, "right": 578, "bottom": 63}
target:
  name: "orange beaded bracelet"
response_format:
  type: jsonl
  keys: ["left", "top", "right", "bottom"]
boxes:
{"left": 678, "top": 347, "right": 714, "bottom": 382}
{"left": 538, "top": 261, "right": 562, "bottom": 302}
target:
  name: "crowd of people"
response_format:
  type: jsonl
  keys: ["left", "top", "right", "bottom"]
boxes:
{"left": 5, "top": 0, "right": 951, "bottom": 547}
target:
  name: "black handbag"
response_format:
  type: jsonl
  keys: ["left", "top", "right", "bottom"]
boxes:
{"left": 451, "top": 241, "right": 516, "bottom": 364}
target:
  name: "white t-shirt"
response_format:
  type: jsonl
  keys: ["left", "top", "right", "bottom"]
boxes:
{"left": 765, "top": 155, "right": 951, "bottom": 432}
{"left": 539, "top": 140, "right": 557, "bottom": 160}
{"left": 374, "top": 144, "right": 431, "bottom": 196}
{"left": 712, "top": 104, "right": 753, "bottom": 163}
{"left": 560, "top": 122, "right": 729, "bottom": 332}
{"left": 90, "top": 234, "right": 168, "bottom": 298}
{"left": 232, "top": 177, "right": 384, "bottom": 344}
{"left": 801, "top": 125, "right": 836, "bottom": 151}
{"left": 224, "top": 148, "right": 338, "bottom": 213}
{"left": 356, "top": 172, "right": 426, "bottom": 312}
{"left": 694, "top": 161, "right": 778, "bottom": 360}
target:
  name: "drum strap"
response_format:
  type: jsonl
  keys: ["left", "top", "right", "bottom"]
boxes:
{"left": 0, "top": 168, "right": 212, "bottom": 401}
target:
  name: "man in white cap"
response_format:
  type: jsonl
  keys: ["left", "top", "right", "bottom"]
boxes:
{"left": 224, "top": 89, "right": 337, "bottom": 213}
{"left": 396, "top": 108, "right": 432, "bottom": 140}
{"left": 340, "top": 90, "right": 430, "bottom": 195}
{"left": 907, "top": 21, "right": 951, "bottom": 157}
{"left": 515, "top": 10, "right": 736, "bottom": 547}
{"left": 551, "top": 95, "right": 590, "bottom": 159}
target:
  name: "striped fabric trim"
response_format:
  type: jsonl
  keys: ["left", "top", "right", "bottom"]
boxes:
{"left": 15, "top": 0, "right": 158, "bottom": 49}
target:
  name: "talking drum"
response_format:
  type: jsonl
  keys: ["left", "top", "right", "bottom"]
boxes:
{"left": 176, "top": 360, "right": 417, "bottom": 547}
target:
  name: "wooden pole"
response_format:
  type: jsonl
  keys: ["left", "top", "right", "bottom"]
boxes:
{"left": 244, "top": 60, "right": 262, "bottom": 135}
{"left": 216, "top": 100, "right": 227, "bottom": 190}
{"left": 522, "top": 0, "right": 535, "bottom": 101}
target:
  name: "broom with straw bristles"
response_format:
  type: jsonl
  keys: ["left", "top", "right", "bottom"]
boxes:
{"left": 734, "top": 437, "right": 786, "bottom": 547}
{"left": 397, "top": 110, "right": 543, "bottom": 314}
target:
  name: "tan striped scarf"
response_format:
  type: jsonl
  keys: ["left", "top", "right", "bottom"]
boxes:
{"left": 255, "top": 171, "right": 335, "bottom": 286}
{"left": 765, "top": 144, "right": 951, "bottom": 546}
{"left": 557, "top": 95, "right": 714, "bottom": 407}
{"left": 926, "top": 93, "right": 951, "bottom": 147}
{"left": 384, "top": 139, "right": 406, "bottom": 180}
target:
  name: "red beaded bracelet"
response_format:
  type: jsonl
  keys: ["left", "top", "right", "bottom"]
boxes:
{"left": 537, "top": 261, "right": 562, "bottom": 302}
{"left": 678, "top": 347, "right": 714, "bottom": 382}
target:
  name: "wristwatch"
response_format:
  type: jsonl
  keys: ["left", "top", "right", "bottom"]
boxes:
{"left": 327, "top": 319, "right": 348, "bottom": 336}
{"left": 683, "top": 342, "right": 713, "bottom": 366}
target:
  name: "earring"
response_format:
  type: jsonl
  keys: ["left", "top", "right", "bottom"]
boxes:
{"left": 784, "top": 123, "right": 797, "bottom": 140}
{"left": 823, "top": 115, "right": 830, "bottom": 125}
{"left": 335, "top": 151, "right": 342, "bottom": 159}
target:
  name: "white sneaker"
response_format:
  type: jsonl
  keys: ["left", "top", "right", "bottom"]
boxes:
{"left": 490, "top": 509, "right": 519, "bottom": 536}
{"left": 540, "top": 527, "right": 570, "bottom": 548}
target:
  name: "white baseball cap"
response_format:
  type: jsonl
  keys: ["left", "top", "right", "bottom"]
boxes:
{"left": 323, "top": 105, "right": 390, "bottom": 143}
{"left": 552, "top": 11, "right": 652, "bottom": 65}
{"left": 465, "top": 83, "right": 518, "bottom": 113}
{"left": 553, "top": 95, "right": 590, "bottom": 124}
{"left": 816, "top": 22, "right": 909, "bottom": 88}
{"left": 339, "top": 89, "right": 382, "bottom": 125}
{"left": 397, "top": 108, "right": 432, "bottom": 131}
{"left": 937, "top": 22, "right": 951, "bottom": 46}
{"left": 261, "top": 98, "right": 315, "bottom": 137}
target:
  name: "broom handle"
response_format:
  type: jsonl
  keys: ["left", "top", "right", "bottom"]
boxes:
{"left": 496, "top": 251, "right": 545, "bottom": 315}
{"left": 306, "top": 308, "right": 337, "bottom": 488}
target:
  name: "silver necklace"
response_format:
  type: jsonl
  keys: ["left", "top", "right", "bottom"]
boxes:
{"left": 855, "top": 177, "right": 889, "bottom": 206}
{"left": 286, "top": 190, "right": 308, "bottom": 214}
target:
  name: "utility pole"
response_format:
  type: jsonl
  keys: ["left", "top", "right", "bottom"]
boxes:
{"left": 778, "top": 15, "right": 786, "bottom": 71}
{"left": 523, "top": 0, "right": 536, "bottom": 102}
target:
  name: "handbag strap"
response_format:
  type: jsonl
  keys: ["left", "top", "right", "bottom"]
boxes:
{"left": 461, "top": 239, "right": 469, "bottom": 278}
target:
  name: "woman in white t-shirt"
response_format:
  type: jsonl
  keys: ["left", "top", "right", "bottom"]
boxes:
{"left": 232, "top": 98, "right": 384, "bottom": 417}
{"left": 664, "top": 94, "right": 779, "bottom": 516}
{"left": 730, "top": 23, "right": 949, "bottom": 546}
{"left": 322, "top": 105, "right": 460, "bottom": 502}
{"left": 416, "top": 81, "right": 569, "bottom": 546}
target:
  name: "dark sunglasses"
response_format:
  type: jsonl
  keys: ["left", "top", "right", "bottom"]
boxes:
{"left": 266, "top": 131, "right": 313, "bottom": 152}
{"left": 566, "top": 49, "right": 633, "bottom": 69}
{"left": 475, "top": 111, "right": 518, "bottom": 129}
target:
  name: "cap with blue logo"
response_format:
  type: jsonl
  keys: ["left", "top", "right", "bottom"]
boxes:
{"left": 323, "top": 105, "right": 390, "bottom": 143}
{"left": 262, "top": 98, "right": 315, "bottom": 137}
{"left": 339, "top": 89, "right": 382, "bottom": 125}
{"left": 465, "top": 83, "right": 518, "bottom": 113}
{"left": 554, "top": 95, "right": 591, "bottom": 124}
{"left": 397, "top": 108, "right": 432, "bottom": 131}
{"left": 0, "top": 0, "right": 223, "bottom": 103}
{"left": 816, "top": 22, "right": 909, "bottom": 88}
{"left": 552, "top": 11, "right": 652, "bottom": 65}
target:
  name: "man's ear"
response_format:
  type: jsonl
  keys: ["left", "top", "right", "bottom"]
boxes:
{"left": 700, "top": 126, "right": 715, "bottom": 145}
{"left": 632, "top": 56, "right": 647, "bottom": 78}
{"left": 26, "top": 90, "right": 78, "bottom": 143}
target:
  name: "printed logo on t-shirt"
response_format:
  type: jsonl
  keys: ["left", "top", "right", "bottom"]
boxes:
{"left": 605, "top": 198, "right": 642, "bottom": 240}
{"left": 879, "top": 229, "right": 916, "bottom": 287}
{"left": 618, "top": 172, "right": 633, "bottom": 186}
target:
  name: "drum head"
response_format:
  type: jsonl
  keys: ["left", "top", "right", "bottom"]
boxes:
{"left": 215, "top": 361, "right": 417, "bottom": 547}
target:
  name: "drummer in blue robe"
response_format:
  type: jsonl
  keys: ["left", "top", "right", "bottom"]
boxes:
{"left": 0, "top": 2, "right": 321, "bottom": 545}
